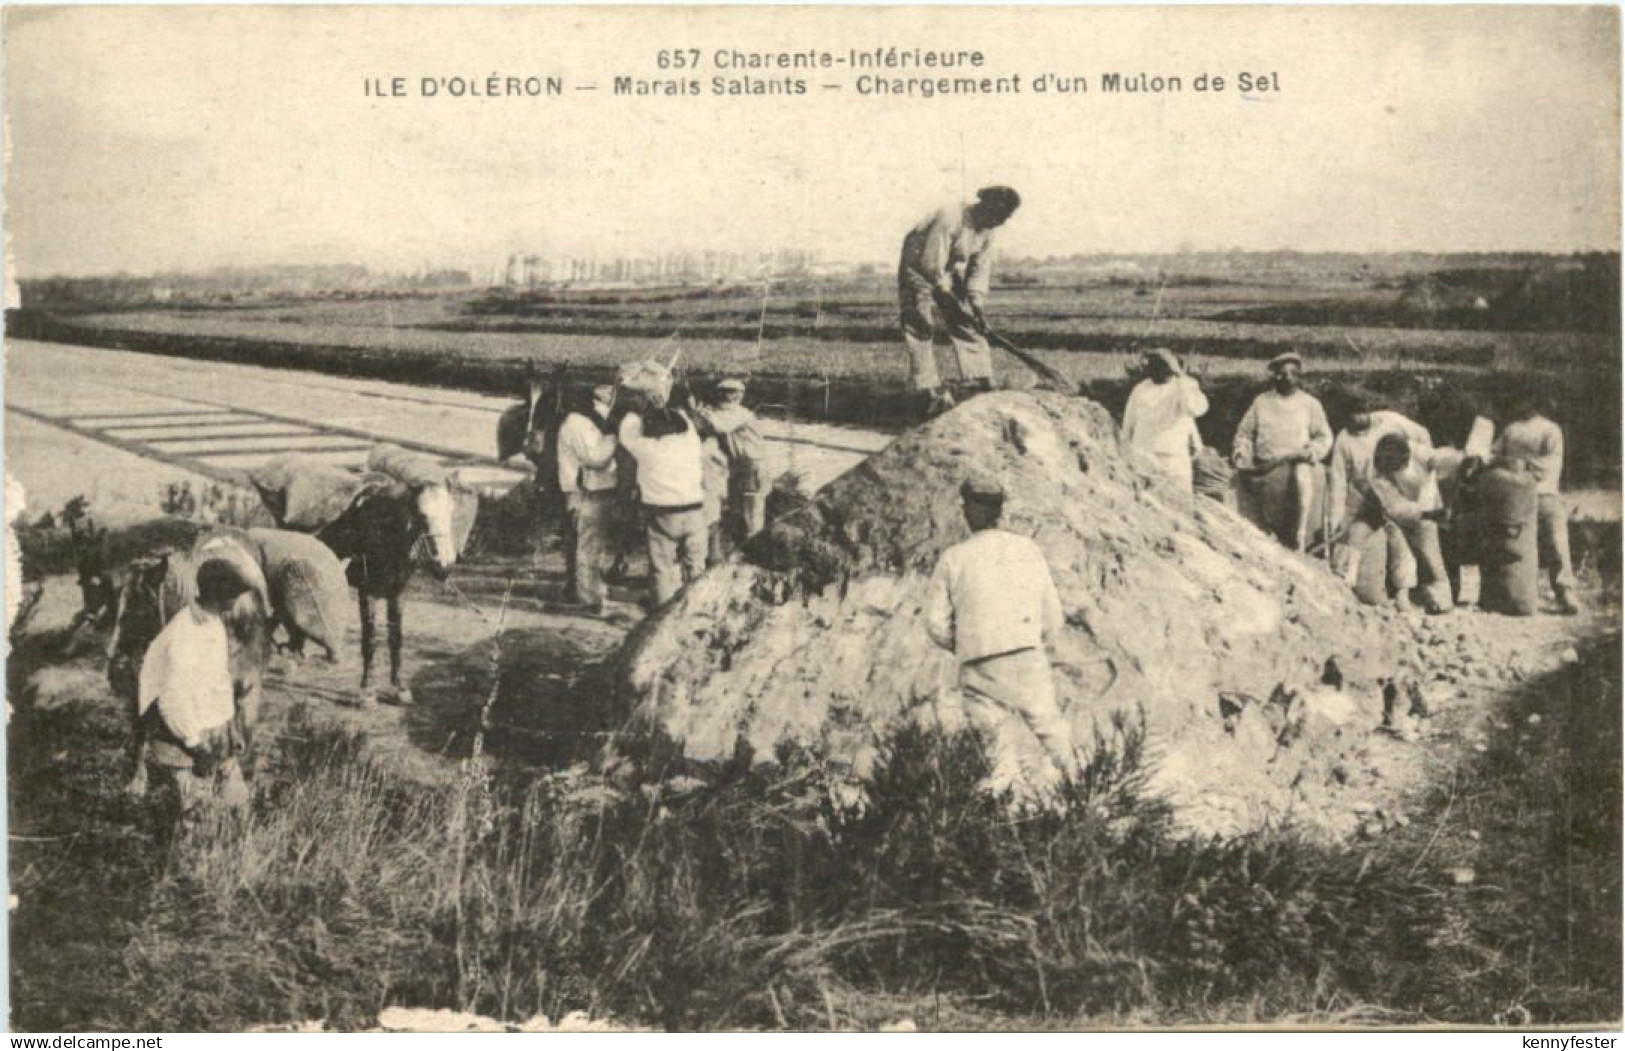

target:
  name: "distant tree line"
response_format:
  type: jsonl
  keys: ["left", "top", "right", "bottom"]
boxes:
{"left": 18, "top": 264, "right": 475, "bottom": 310}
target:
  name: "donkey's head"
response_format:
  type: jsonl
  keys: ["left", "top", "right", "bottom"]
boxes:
{"left": 408, "top": 481, "right": 470, "bottom": 579}
{"left": 107, "top": 553, "right": 173, "bottom": 662}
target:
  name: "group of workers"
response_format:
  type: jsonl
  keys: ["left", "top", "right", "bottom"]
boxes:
{"left": 900, "top": 183, "right": 1578, "bottom": 616}
{"left": 547, "top": 374, "right": 768, "bottom": 613}
{"left": 907, "top": 186, "right": 1584, "bottom": 797}
{"left": 1116, "top": 347, "right": 1580, "bottom": 617}
{"left": 922, "top": 356, "right": 1583, "bottom": 797}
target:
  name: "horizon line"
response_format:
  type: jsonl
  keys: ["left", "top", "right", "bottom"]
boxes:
{"left": 18, "top": 246, "right": 1624, "bottom": 284}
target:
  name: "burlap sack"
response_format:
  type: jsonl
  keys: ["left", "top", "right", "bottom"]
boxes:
{"left": 1192, "top": 446, "right": 1235, "bottom": 504}
{"left": 188, "top": 528, "right": 272, "bottom": 610}
{"left": 617, "top": 359, "right": 673, "bottom": 407}
{"left": 367, "top": 444, "right": 448, "bottom": 489}
{"left": 249, "top": 456, "right": 365, "bottom": 530}
{"left": 249, "top": 528, "right": 351, "bottom": 655}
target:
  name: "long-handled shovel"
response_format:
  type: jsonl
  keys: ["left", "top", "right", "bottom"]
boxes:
{"left": 934, "top": 288, "right": 1077, "bottom": 393}
{"left": 983, "top": 327, "right": 1077, "bottom": 393}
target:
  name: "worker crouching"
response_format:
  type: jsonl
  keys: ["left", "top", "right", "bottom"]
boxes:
{"left": 926, "top": 477, "right": 1078, "bottom": 801}
{"left": 1363, "top": 434, "right": 1455, "bottom": 615}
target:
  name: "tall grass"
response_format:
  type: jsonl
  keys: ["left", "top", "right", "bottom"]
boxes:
{"left": 9, "top": 639, "right": 1620, "bottom": 1031}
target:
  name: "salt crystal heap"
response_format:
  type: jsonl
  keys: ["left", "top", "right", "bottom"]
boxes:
{"left": 619, "top": 391, "right": 1424, "bottom": 835}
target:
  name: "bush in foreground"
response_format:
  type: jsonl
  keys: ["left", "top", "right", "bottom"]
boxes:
{"left": 8, "top": 639, "right": 1620, "bottom": 1030}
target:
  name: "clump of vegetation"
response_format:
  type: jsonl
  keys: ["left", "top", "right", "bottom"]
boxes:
{"left": 12, "top": 487, "right": 256, "bottom": 582}
{"left": 9, "top": 636, "right": 1620, "bottom": 1030}
{"left": 158, "top": 480, "right": 264, "bottom": 527}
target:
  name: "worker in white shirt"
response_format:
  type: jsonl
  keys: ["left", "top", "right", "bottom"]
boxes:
{"left": 1121, "top": 348, "right": 1208, "bottom": 494}
{"left": 1492, "top": 398, "right": 1579, "bottom": 615}
{"left": 1364, "top": 433, "right": 1454, "bottom": 614}
{"left": 556, "top": 385, "right": 619, "bottom": 613}
{"left": 1327, "top": 398, "right": 1434, "bottom": 596}
{"left": 898, "top": 185, "right": 1022, "bottom": 417}
{"left": 618, "top": 397, "right": 707, "bottom": 607}
{"left": 926, "top": 476, "right": 1076, "bottom": 798}
{"left": 1232, "top": 352, "right": 1333, "bottom": 551}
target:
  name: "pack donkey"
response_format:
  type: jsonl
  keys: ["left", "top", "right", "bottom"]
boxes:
{"left": 254, "top": 446, "right": 477, "bottom": 707}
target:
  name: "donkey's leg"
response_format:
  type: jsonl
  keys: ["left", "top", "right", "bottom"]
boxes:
{"left": 358, "top": 592, "right": 379, "bottom": 708}
{"left": 115, "top": 658, "right": 151, "bottom": 797}
{"left": 387, "top": 594, "right": 412, "bottom": 705}
{"left": 126, "top": 717, "right": 150, "bottom": 799}
{"left": 234, "top": 676, "right": 264, "bottom": 760}
{"left": 284, "top": 618, "right": 309, "bottom": 660}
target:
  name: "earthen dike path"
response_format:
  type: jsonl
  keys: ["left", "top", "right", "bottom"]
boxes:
{"left": 5, "top": 339, "right": 890, "bottom": 499}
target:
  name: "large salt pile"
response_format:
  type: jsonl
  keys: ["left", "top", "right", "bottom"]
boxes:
{"left": 620, "top": 391, "right": 1427, "bottom": 835}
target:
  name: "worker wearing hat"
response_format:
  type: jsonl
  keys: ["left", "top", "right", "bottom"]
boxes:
{"left": 1121, "top": 348, "right": 1208, "bottom": 494}
{"left": 618, "top": 390, "right": 707, "bottom": 607}
{"left": 1232, "top": 352, "right": 1333, "bottom": 551}
{"left": 556, "top": 384, "right": 620, "bottom": 613}
{"left": 694, "top": 377, "right": 769, "bottom": 545}
{"left": 925, "top": 475, "right": 1077, "bottom": 799}
{"left": 898, "top": 186, "right": 1023, "bottom": 418}
{"left": 1235, "top": 350, "right": 1326, "bottom": 552}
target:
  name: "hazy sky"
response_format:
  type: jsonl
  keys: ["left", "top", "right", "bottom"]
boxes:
{"left": 4, "top": 5, "right": 1619, "bottom": 278}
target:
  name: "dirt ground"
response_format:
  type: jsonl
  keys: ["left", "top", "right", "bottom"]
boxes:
{"left": 12, "top": 523, "right": 646, "bottom": 789}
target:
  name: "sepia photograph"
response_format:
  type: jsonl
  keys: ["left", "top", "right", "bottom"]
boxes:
{"left": 2, "top": 3, "right": 1621, "bottom": 1034}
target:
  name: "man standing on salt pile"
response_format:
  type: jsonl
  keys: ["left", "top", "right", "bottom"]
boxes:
{"left": 1327, "top": 396, "right": 1435, "bottom": 596}
{"left": 1232, "top": 352, "right": 1333, "bottom": 552}
{"left": 1121, "top": 347, "right": 1208, "bottom": 494}
{"left": 898, "top": 185, "right": 1022, "bottom": 417}
{"left": 617, "top": 371, "right": 708, "bottom": 607}
{"left": 556, "top": 385, "right": 620, "bottom": 614}
{"left": 926, "top": 477, "right": 1077, "bottom": 797}
{"left": 1492, "top": 396, "right": 1580, "bottom": 615}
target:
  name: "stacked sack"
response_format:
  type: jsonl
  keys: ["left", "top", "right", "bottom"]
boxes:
{"left": 249, "top": 456, "right": 367, "bottom": 530}
{"left": 367, "top": 443, "right": 449, "bottom": 489}
{"left": 616, "top": 359, "right": 674, "bottom": 408}
{"left": 179, "top": 526, "right": 351, "bottom": 659}
{"left": 249, "top": 528, "right": 352, "bottom": 658}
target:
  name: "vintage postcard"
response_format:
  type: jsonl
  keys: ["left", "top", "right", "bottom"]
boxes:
{"left": 3, "top": 4, "right": 1620, "bottom": 1034}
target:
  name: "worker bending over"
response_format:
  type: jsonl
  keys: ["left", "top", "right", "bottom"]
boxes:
{"left": 926, "top": 477, "right": 1077, "bottom": 799}
{"left": 1328, "top": 398, "right": 1434, "bottom": 598}
{"left": 898, "top": 185, "right": 1022, "bottom": 417}
{"left": 1232, "top": 352, "right": 1333, "bottom": 551}
{"left": 1363, "top": 434, "right": 1455, "bottom": 615}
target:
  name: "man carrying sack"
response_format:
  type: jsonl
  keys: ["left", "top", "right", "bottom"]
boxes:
{"left": 1232, "top": 352, "right": 1333, "bottom": 552}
